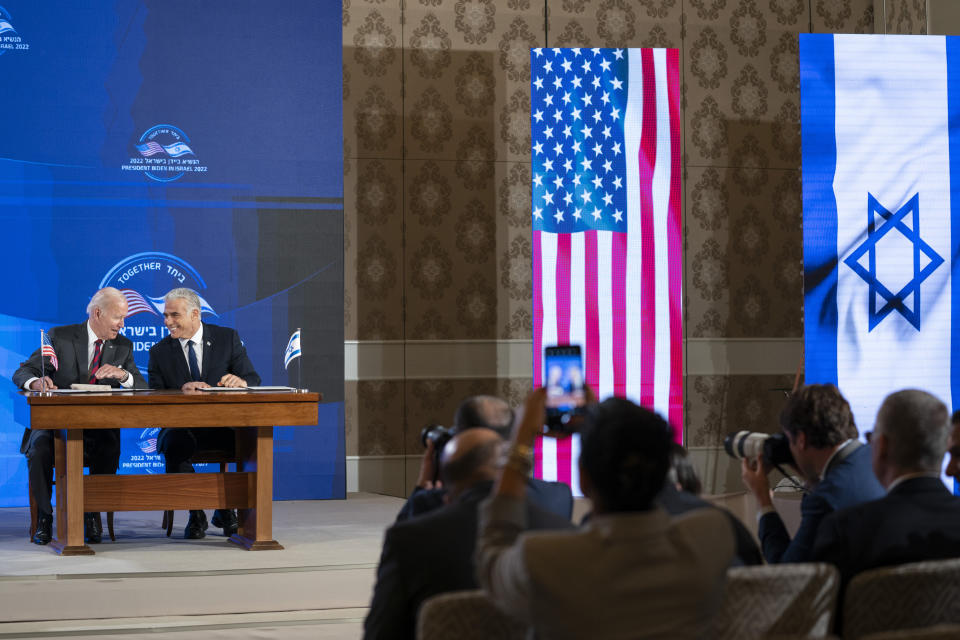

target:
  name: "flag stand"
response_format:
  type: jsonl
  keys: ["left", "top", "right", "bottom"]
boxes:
{"left": 39, "top": 330, "right": 46, "bottom": 394}
{"left": 297, "top": 327, "right": 302, "bottom": 391}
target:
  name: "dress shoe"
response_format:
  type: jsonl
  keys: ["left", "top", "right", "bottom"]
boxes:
{"left": 184, "top": 510, "right": 208, "bottom": 539}
{"left": 84, "top": 512, "right": 103, "bottom": 544}
{"left": 211, "top": 509, "right": 238, "bottom": 537}
{"left": 32, "top": 513, "right": 52, "bottom": 545}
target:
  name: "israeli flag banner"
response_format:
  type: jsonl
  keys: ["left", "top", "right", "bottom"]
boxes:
{"left": 801, "top": 34, "right": 960, "bottom": 448}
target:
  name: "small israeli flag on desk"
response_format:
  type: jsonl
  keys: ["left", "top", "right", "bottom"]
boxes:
{"left": 802, "top": 34, "right": 960, "bottom": 469}
{"left": 284, "top": 329, "right": 301, "bottom": 370}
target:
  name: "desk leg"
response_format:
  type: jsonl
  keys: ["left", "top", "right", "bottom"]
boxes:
{"left": 231, "top": 426, "right": 283, "bottom": 550}
{"left": 50, "top": 429, "right": 94, "bottom": 556}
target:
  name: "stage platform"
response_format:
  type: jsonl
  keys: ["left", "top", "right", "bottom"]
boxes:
{"left": 0, "top": 493, "right": 405, "bottom": 639}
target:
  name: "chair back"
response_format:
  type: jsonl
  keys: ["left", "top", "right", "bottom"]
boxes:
{"left": 710, "top": 563, "right": 839, "bottom": 639}
{"left": 862, "top": 623, "right": 960, "bottom": 640}
{"left": 417, "top": 589, "right": 525, "bottom": 640}
{"left": 843, "top": 558, "right": 960, "bottom": 639}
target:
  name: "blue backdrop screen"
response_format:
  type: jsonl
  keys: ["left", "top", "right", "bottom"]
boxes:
{"left": 0, "top": 0, "right": 345, "bottom": 504}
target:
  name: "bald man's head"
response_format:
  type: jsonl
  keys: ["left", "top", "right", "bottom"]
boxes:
{"left": 453, "top": 395, "right": 515, "bottom": 437}
{"left": 439, "top": 427, "right": 504, "bottom": 498}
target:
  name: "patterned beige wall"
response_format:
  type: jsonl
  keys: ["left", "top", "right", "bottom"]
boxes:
{"left": 343, "top": 0, "right": 927, "bottom": 497}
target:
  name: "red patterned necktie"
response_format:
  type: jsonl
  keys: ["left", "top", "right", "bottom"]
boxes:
{"left": 89, "top": 339, "right": 103, "bottom": 383}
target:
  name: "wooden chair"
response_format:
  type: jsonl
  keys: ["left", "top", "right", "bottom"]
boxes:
{"left": 709, "top": 563, "right": 840, "bottom": 639}
{"left": 417, "top": 590, "right": 526, "bottom": 640}
{"left": 843, "top": 558, "right": 960, "bottom": 639}
{"left": 29, "top": 470, "right": 115, "bottom": 542}
{"left": 160, "top": 450, "right": 233, "bottom": 537}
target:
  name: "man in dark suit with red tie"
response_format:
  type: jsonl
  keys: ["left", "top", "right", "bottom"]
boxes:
{"left": 12, "top": 287, "right": 147, "bottom": 545}
{"left": 147, "top": 287, "right": 260, "bottom": 540}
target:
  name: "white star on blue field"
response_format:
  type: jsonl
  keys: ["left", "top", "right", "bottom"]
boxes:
{"left": 531, "top": 47, "right": 629, "bottom": 234}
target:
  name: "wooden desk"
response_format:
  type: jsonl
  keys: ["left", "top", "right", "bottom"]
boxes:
{"left": 19, "top": 390, "right": 320, "bottom": 556}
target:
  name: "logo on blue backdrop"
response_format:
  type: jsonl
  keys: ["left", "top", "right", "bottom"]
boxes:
{"left": 0, "top": 6, "right": 28, "bottom": 55}
{"left": 99, "top": 252, "right": 218, "bottom": 363}
{"left": 138, "top": 428, "right": 160, "bottom": 454}
{"left": 122, "top": 125, "right": 208, "bottom": 182}
{"left": 130, "top": 428, "right": 161, "bottom": 474}
{"left": 843, "top": 193, "right": 944, "bottom": 331}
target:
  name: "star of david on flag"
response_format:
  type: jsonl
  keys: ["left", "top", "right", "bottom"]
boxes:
{"left": 802, "top": 35, "right": 960, "bottom": 494}
{"left": 531, "top": 47, "right": 683, "bottom": 493}
{"left": 843, "top": 193, "right": 944, "bottom": 331}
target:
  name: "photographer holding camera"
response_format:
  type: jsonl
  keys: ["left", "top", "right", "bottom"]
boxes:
{"left": 364, "top": 427, "right": 571, "bottom": 640}
{"left": 396, "top": 395, "right": 573, "bottom": 522}
{"left": 740, "top": 384, "right": 884, "bottom": 563}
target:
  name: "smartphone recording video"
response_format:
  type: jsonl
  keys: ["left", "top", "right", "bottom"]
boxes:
{"left": 544, "top": 345, "right": 585, "bottom": 434}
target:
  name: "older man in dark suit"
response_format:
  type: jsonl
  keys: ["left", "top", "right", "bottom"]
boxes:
{"left": 397, "top": 395, "right": 574, "bottom": 522}
{"left": 13, "top": 287, "right": 147, "bottom": 545}
{"left": 813, "top": 389, "right": 960, "bottom": 588}
{"left": 364, "top": 427, "right": 571, "bottom": 640}
{"left": 147, "top": 287, "right": 260, "bottom": 539}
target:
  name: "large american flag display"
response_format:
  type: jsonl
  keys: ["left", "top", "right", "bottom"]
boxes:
{"left": 531, "top": 48, "right": 684, "bottom": 489}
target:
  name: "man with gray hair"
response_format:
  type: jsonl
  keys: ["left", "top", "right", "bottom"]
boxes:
{"left": 396, "top": 395, "right": 573, "bottom": 522}
{"left": 813, "top": 389, "right": 960, "bottom": 587}
{"left": 364, "top": 428, "right": 571, "bottom": 640}
{"left": 13, "top": 287, "right": 147, "bottom": 545}
{"left": 147, "top": 287, "right": 260, "bottom": 539}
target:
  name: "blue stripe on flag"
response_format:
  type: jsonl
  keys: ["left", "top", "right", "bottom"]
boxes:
{"left": 948, "top": 36, "right": 960, "bottom": 496}
{"left": 801, "top": 34, "right": 839, "bottom": 385}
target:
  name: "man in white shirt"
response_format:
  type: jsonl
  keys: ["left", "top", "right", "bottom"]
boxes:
{"left": 147, "top": 287, "right": 260, "bottom": 539}
{"left": 13, "top": 287, "right": 147, "bottom": 545}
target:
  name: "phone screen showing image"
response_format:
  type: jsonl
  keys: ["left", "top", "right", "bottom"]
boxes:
{"left": 544, "top": 345, "right": 585, "bottom": 417}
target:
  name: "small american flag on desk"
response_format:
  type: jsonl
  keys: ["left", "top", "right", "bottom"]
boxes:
{"left": 40, "top": 329, "right": 59, "bottom": 371}
{"left": 531, "top": 48, "right": 683, "bottom": 491}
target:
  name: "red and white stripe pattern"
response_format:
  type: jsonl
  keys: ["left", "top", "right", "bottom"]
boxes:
{"left": 40, "top": 329, "right": 59, "bottom": 371}
{"left": 121, "top": 288, "right": 159, "bottom": 317}
{"left": 532, "top": 48, "right": 683, "bottom": 491}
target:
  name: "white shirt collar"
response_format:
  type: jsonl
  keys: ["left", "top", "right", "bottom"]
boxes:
{"left": 819, "top": 438, "right": 855, "bottom": 478}
{"left": 86, "top": 320, "right": 101, "bottom": 346}
{"left": 179, "top": 324, "right": 204, "bottom": 348}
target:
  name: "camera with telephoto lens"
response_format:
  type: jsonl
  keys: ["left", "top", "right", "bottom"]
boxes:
{"left": 420, "top": 425, "right": 454, "bottom": 483}
{"left": 723, "top": 431, "right": 795, "bottom": 467}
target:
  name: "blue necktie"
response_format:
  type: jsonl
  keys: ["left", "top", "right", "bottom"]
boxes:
{"left": 187, "top": 340, "right": 201, "bottom": 381}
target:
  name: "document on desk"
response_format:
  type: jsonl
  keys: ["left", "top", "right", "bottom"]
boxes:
{"left": 198, "top": 386, "right": 298, "bottom": 392}
{"left": 41, "top": 387, "right": 153, "bottom": 393}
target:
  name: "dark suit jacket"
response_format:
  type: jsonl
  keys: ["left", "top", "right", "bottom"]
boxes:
{"left": 758, "top": 442, "right": 884, "bottom": 563}
{"left": 365, "top": 481, "right": 572, "bottom": 640}
{"left": 147, "top": 323, "right": 260, "bottom": 390}
{"left": 813, "top": 476, "right": 960, "bottom": 588}
{"left": 13, "top": 322, "right": 147, "bottom": 452}
{"left": 395, "top": 477, "right": 574, "bottom": 522}
{"left": 658, "top": 483, "right": 763, "bottom": 566}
